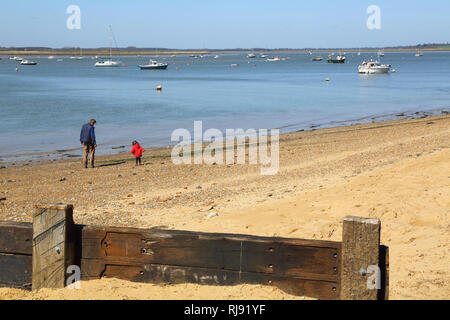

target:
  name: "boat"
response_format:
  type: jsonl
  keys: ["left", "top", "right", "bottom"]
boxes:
{"left": 247, "top": 53, "right": 256, "bottom": 58}
{"left": 214, "top": 55, "right": 220, "bottom": 59}
{"left": 70, "top": 47, "right": 84, "bottom": 60}
{"left": 415, "top": 51, "right": 424, "bottom": 57}
{"left": 20, "top": 60, "right": 38, "bottom": 66}
{"left": 267, "top": 56, "right": 281, "bottom": 62}
{"left": 358, "top": 60, "right": 391, "bottom": 74}
{"left": 312, "top": 56, "right": 323, "bottom": 61}
{"left": 48, "top": 56, "right": 55, "bottom": 60}
{"left": 327, "top": 54, "right": 346, "bottom": 64}
{"left": 95, "top": 59, "right": 121, "bottom": 67}
{"left": 138, "top": 60, "right": 168, "bottom": 70}
{"left": 377, "top": 50, "right": 385, "bottom": 57}
{"left": 95, "top": 26, "right": 122, "bottom": 67}
{"left": 259, "top": 54, "right": 268, "bottom": 59}
{"left": 11, "top": 56, "right": 23, "bottom": 61}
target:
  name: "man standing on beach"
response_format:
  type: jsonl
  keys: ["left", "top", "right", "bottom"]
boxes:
{"left": 80, "top": 119, "right": 97, "bottom": 168}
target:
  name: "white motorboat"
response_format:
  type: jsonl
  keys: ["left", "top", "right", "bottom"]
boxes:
{"left": 138, "top": 60, "right": 168, "bottom": 70}
{"left": 267, "top": 56, "right": 281, "bottom": 62}
{"left": 378, "top": 50, "right": 385, "bottom": 57}
{"left": 358, "top": 60, "right": 391, "bottom": 74}
{"left": 247, "top": 53, "right": 256, "bottom": 58}
{"left": 214, "top": 55, "right": 220, "bottom": 59}
{"left": 48, "top": 56, "right": 55, "bottom": 60}
{"left": 11, "top": 56, "right": 23, "bottom": 61}
{"left": 259, "top": 54, "right": 268, "bottom": 58}
{"left": 20, "top": 60, "right": 38, "bottom": 66}
{"left": 415, "top": 51, "right": 424, "bottom": 57}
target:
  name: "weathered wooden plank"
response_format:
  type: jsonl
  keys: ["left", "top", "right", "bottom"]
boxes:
{"left": 32, "top": 204, "right": 76, "bottom": 290}
{"left": 340, "top": 216, "right": 381, "bottom": 300}
{"left": 0, "top": 253, "right": 32, "bottom": 290}
{"left": 0, "top": 222, "right": 32, "bottom": 255}
{"left": 81, "top": 225, "right": 341, "bottom": 247}
{"left": 79, "top": 226, "right": 341, "bottom": 281}
{"left": 80, "top": 260, "right": 339, "bottom": 300}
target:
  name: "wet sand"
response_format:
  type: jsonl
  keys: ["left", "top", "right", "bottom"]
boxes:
{"left": 0, "top": 115, "right": 449, "bottom": 300}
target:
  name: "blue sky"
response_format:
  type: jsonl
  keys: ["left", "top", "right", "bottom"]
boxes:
{"left": 0, "top": 0, "right": 448, "bottom": 48}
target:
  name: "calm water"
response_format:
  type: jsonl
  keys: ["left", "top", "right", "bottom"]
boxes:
{"left": 1, "top": 52, "right": 449, "bottom": 159}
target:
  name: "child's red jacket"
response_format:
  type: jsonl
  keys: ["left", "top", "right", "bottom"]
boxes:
{"left": 131, "top": 143, "right": 145, "bottom": 158}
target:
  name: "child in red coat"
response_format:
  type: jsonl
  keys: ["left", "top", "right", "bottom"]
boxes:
{"left": 131, "top": 140, "right": 145, "bottom": 166}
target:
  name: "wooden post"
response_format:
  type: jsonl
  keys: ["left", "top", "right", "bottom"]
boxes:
{"left": 32, "top": 204, "right": 75, "bottom": 290}
{"left": 340, "top": 216, "right": 381, "bottom": 300}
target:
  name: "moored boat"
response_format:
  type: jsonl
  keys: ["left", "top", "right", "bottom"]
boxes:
{"left": 94, "top": 26, "right": 122, "bottom": 67}
{"left": 138, "top": 60, "right": 168, "bottom": 70}
{"left": 312, "top": 56, "right": 323, "bottom": 61}
{"left": 267, "top": 56, "right": 281, "bottom": 62}
{"left": 358, "top": 60, "right": 391, "bottom": 74}
{"left": 327, "top": 54, "right": 346, "bottom": 64}
{"left": 20, "top": 60, "right": 38, "bottom": 66}
{"left": 95, "top": 59, "right": 121, "bottom": 67}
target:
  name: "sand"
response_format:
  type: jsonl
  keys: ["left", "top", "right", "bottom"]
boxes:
{"left": 0, "top": 115, "right": 449, "bottom": 300}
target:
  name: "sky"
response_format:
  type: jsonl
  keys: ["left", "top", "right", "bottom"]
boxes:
{"left": 0, "top": 0, "right": 449, "bottom": 49}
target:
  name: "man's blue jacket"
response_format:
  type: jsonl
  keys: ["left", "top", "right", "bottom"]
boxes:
{"left": 80, "top": 123, "right": 96, "bottom": 145}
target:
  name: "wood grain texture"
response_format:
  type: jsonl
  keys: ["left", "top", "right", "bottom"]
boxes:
{"left": 80, "top": 260, "right": 340, "bottom": 300}
{"left": 0, "top": 222, "right": 33, "bottom": 255}
{"left": 32, "top": 204, "right": 75, "bottom": 290}
{"left": 0, "top": 253, "right": 32, "bottom": 290}
{"left": 79, "top": 226, "right": 341, "bottom": 281}
{"left": 340, "top": 216, "right": 381, "bottom": 300}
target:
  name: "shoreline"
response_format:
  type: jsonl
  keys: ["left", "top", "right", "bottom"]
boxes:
{"left": 0, "top": 114, "right": 449, "bottom": 299}
{"left": 1, "top": 48, "right": 450, "bottom": 57}
{"left": 1, "top": 107, "right": 448, "bottom": 168}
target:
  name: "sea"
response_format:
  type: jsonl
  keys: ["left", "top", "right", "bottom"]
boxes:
{"left": 0, "top": 51, "right": 449, "bottom": 162}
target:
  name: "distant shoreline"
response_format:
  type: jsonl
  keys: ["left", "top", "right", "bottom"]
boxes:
{"left": 1, "top": 48, "right": 450, "bottom": 56}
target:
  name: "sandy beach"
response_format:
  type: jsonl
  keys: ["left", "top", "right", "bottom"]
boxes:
{"left": 0, "top": 115, "right": 449, "bottom": 300}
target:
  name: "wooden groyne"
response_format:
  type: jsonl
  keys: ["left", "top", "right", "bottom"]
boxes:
{"left": 0, "top": 204, "right": 388, "bottom": 300}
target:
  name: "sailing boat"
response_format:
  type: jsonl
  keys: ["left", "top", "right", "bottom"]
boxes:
{"left": 70, "top": 47, "right": 84, "bottom": 60}
{"left": 95, "top": 26, "right": 121, "bottom": 67}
